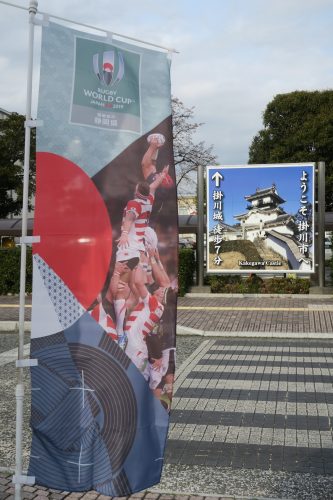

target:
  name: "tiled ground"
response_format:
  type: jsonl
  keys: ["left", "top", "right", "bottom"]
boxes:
{"left": 1, "top": 295, "right": 333, "bottom": 333}
{"left": 2, "top": 295, "right": 333, "bottom": 498}
{"left": 167, "top": 338, "right": 333, "bottom": 475}
{"left": 177, "top": 297, "right": 333, "bottom": 333}
{"left": 0, "top": 472, "right": 249, "bottom": 500}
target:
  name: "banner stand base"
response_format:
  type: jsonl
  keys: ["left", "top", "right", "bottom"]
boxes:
{"left": 12, "top": 475, "right": 35, "bottom": 486}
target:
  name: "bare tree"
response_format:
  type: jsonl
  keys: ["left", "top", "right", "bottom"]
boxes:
{"left": 172, "top": 97, "right": 217, "bottom": 193}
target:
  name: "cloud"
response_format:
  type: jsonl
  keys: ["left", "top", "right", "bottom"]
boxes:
{"left": 0, "top": 0, "right": 332, "bottom": 166}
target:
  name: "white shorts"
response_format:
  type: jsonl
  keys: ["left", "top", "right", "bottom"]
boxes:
{"left": 116, "top": 247, "right": 140, "bottom": 262}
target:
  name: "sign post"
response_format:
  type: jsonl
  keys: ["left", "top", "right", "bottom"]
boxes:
{"left": 318, "top": 161, "right": 326, "bottom": 288}
{"left": 197, "top": 164, "right": 205, "bottom": 287}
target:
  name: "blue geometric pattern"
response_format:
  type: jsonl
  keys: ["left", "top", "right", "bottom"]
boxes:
{"left": 34, "top": 254, "right": 86, "bottom": 330}
{"left": 28, "top": 313, "right": 169, "bottom": 495}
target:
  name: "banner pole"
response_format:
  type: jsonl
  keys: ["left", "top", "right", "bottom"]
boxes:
{"left": 15, "top": 1, "right": 38, "bottom": 499}
{"left": 197, "top": 164, "right": 205, "bottom": 287}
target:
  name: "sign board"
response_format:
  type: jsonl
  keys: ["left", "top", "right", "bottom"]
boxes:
{"left": 206, "top": 164, "right": 315, "bottom": 274}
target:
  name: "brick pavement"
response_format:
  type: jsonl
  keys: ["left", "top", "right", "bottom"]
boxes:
{"left": 0, "top": 296, "right": 31, "bottom": 322}
{"left": 0, "top": 471, "right": 257, "bottom": 500}
{"left": 177, "top": 296, "right": 333, "bottom": 333}
{"left": 1, "top": 294, "right": 333, "bottom": 334}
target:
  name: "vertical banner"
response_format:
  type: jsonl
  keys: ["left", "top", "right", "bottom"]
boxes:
{"left": 206, "top": 164, "right": 315, "bottom": 274}
{"left": 29, "top": 22, "right": 178, "bottom": 495}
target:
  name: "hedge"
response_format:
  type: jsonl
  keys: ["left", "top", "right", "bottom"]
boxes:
{"left": 178, "top": 248, "right": 195, "bottom": 296}
{"left": 1, "top": 246, "right": 309, "bottom": 296}
{"left": 0, "top": 246, "right": 196, "bottom": 298}
{"left": 330, "top": 233, "right": 333, "bottom": 280}
{"left": 0, "top": 247, "right": 33, "bottom": 294}
{"left": 205, "top": 274, "right": 310, "bottom": 294}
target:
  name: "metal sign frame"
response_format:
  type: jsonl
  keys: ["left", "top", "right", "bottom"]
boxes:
{"left": 206, "top": 163, "right": 316, "bottom": 275}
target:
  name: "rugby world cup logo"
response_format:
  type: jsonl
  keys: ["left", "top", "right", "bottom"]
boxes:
{"left": 92, "top": 50, "right": 125, "bottom": 87}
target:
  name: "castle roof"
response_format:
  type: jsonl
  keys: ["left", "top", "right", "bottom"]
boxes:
{"left": 233, "top": 214, "right": 295, "bottom": 231}
{"left": 264, "top": 214, "right": 295, "bottom": 228}
{"left": 234, "top": 206, "right": 285, "bottom": 220}
{"left": 245, "top": 185, "right": 285, "bottom": 205}
{"left": 209, "top": 222, "right": 238, "bottom": 234}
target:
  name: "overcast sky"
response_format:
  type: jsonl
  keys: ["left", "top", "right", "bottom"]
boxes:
{"left": 0, "top": 0, "right": 332, "bottom": 164}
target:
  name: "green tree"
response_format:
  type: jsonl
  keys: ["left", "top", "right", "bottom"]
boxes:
{"left": 0, "top": 112, "right": 36, "bottom": 218}
{"left": 248, "top": 90, "right": 333, "bottom": 209}
{"left": 172, "top": 97, "right": 217, "bottom": 193}
{"left": 0, "top": 101, "right": 214, "bottom": 216}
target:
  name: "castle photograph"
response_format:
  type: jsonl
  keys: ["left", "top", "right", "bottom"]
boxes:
{"left": 207, "top": 164, "right": 315, "bottom": 273}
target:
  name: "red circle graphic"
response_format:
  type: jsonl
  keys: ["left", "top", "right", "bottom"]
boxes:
{"left": 33, "top": 152, "right": 112, "bottom": 309}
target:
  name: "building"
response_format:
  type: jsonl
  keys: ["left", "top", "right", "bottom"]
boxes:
{"left": 177, "top": 195, "right": 197, "bottom": 216}
{"left": 177, "top": 195, "right": 197, "bottom": 247}
{"left": 0, "top": 107, "right": 11, "bottom": 120}
{"left": 234, "top": 184, "right": 296, "bottom": 241}
{"left": 233, "top": 184, "right": 311, "bottom": 271}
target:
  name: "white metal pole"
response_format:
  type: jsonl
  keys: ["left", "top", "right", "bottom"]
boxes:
{"left": 197, "top": 165, "right": 205, "bottom": 287}
{"left": 15, "top": 1, "right": 37, "bottom": 499}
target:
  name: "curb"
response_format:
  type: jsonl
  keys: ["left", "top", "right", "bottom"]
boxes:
{"left": 186, "top": 293, "right": 333, "bottom": 299}
{"left": 176, "top": 325, "right": 333, "bottom": 339}
{"left": 0, "top": 321, "right": 30, "bottom": 332}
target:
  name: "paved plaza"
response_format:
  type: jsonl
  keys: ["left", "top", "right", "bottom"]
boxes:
{"left": 168, "top": 338, "right": 333, "bottom": 475}
{"left": 2, "top": 294, "right": 333, "bottom": 335}
{"left": 1, "top": 293, "right": 333, "bottom": 499}
{"left": 177, "top": 295, "right": 333, "bottom": 336}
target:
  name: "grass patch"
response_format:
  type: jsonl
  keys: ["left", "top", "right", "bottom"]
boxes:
{"left": 209, "top": 239, "right": 264, "bottom": 269}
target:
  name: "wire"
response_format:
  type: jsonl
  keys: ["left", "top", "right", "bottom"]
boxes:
{"left": 0, "top": 0, "right": 179, "bottom": 53}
